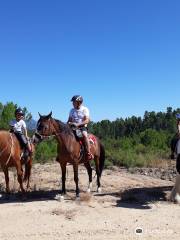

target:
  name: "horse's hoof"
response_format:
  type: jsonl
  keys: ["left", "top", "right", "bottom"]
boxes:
{"left": 87, "top": 182, "right": 92, "bottom": 193}
{"left": 97, "top": 187, "right": 102, "bottom": 193}
{"left": 59, "top": 195, "right": 64, "bottom": 202}
{"left": 175, "top": 193, "right": 180, "bottom": 204}
{"left": 75, "top": 196, "right": 80, "bottom": 201}
{"left": 55, "top": 194, "right": 64, "bottom": 202}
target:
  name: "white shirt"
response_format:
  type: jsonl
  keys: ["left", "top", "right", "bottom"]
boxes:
{"left": 178, "top": 124, "right": 180, "bottom": 134}
{"left": 10, "top": 119, "right": 27, "bottom": 133}
{"left": 69, "top": 105, "right": 90, "bottom": 126}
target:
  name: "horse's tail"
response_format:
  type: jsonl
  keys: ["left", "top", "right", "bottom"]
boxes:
{"left": 99, "top": 142, "right": 105, "bottom": 177}
{"left": 24, "top": 143, "right": 35, "bottom": 182}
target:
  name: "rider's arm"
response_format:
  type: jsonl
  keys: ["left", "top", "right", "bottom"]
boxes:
{"left": 21, "top": 120, "right": 28, "bottom": 139}
{"left": 67, "top": 116, "right": 73, "bottom": 124}
{"left": 76, "top": 116, "right": 90, "bottom": 127}
{"left": 24, "top": 128, "right": 28, "bottom": 139}
{"left": 76, "top": 107, "right": 90, "bottom": 127}
{"left": 68, "top": 116, "right": 90, "bottom": 128}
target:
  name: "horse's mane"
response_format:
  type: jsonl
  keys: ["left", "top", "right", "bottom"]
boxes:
{"left": 54, "top": 119, "right": 74, "bottom": 136}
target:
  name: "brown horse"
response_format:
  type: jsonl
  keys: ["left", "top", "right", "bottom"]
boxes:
{"left": 34, "top": 112, "right": 105, "bottom": 198}
{"left": 0, "top": 130, "right": 34, "bottom": 193}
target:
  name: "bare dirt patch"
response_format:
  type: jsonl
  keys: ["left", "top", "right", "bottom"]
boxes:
{"left": 0, "top": 162, "right": 179, "bottom": 240}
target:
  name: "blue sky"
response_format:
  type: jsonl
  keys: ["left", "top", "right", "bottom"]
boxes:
{"left": 0, "top": 0, "right": 180, "bottom": 122}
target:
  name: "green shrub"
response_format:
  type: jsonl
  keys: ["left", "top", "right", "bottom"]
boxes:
{"left": 34, "top": 140, "right": 57, "bottom": 163}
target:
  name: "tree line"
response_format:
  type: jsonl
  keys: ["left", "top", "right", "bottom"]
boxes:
{"left": 0, "top": 102, "right": 179, "bottom": 168}
{"left": 89, "top": 107, "right": 179, "bottom": 139}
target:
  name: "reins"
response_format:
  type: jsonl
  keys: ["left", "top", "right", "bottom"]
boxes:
{"left": 35, "top": 131, "right": 61, "bottom": 140}
{"left": 36, "top": 117, "right": 67, "bottom": 140}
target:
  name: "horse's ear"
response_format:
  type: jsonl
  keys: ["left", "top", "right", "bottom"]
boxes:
{"left": 47, "top": 111, "right": 52, "bottom": 119}
{"left": 38, "top": 112, "right": 42, "bottom": 118}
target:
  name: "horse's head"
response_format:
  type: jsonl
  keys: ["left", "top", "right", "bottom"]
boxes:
{"left": 35, "top": 111, "right": 54, "bottom": 141}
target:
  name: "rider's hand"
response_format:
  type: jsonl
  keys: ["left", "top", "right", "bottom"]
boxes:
{"left": 68, "top": 122, "right": 78, "bottom": 127}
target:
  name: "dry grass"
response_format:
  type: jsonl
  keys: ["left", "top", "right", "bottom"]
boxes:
{"left": 147, "top": 158, "right": 172, "bottom": 168}
{"left": 80, "top": 193, "right": 92, "bottom": 202}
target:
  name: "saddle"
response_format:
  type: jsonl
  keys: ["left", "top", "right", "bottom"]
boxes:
{"left": 73, "top": 130, "right": 96, "bottom": 162}
{"left": 11, "top": 131, "right": 32, "bottom": 162}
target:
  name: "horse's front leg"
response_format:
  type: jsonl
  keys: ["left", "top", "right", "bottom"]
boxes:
{"left": 95, "top": 158, "right": 102, "bottom": 193}
{"left": 60, "top": 162, "right": 67, "bottom": 195}
{"left": 73, "top": 163, "right": 80, "bottom": 198}
{"left": 3, "top": 167, "right": 10, "bottom": 194}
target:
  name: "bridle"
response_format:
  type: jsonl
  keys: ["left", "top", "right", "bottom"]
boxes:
{"left": 35, "top": 118, "right": 61, "bottom": 141}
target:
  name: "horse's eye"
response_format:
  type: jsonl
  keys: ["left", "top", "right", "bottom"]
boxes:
{"left": 37, "top": 122, "right": 43, "bottom": 131}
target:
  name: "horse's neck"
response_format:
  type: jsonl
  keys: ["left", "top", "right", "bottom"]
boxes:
{"left": 52, "top": 119, "right": 77, "bottom": 149}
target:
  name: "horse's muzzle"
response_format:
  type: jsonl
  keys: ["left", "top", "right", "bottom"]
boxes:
{"left": 32, "top": 132, "right": 43, "bottom": 144}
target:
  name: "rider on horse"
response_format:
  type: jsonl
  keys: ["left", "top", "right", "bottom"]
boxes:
{"left": 10, "top": 108, "right": 32, "bottom": 162}
{"left": 67, "top": 95, "right": 94, "bottom": 160}
{"left": 171, "top": 113, "right": 180, "bottom": 159}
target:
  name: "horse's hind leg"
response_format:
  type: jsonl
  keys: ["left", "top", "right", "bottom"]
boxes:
{"left": 84, "top": 162, "right": 92, "bottom": 192}
{"left": 16, "top": 160, "right": 25, "bottom": 193}
{"left": 60, "top": 161, "right": 67, "bottom": 195}
{"left": 95, "top": 158, "right": 101, "bottom": 193}
{"left": 3, "top": 167, "right": 10, "bottom": 193}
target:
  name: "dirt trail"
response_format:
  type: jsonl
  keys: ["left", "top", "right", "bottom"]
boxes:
{"left": 0, "top": 163, "right": 179, "bottom": 240}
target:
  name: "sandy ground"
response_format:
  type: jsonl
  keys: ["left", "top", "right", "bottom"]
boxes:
{"left": 0, "top": 162, "right": 179, "bottom": 240}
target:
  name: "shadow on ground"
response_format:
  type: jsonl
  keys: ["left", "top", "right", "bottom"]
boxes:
{"left": 95, "top": 185, "right": 173, "bottom": 209}
{"left": 0, "top": 185, "right": 173, "bottom": 209}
